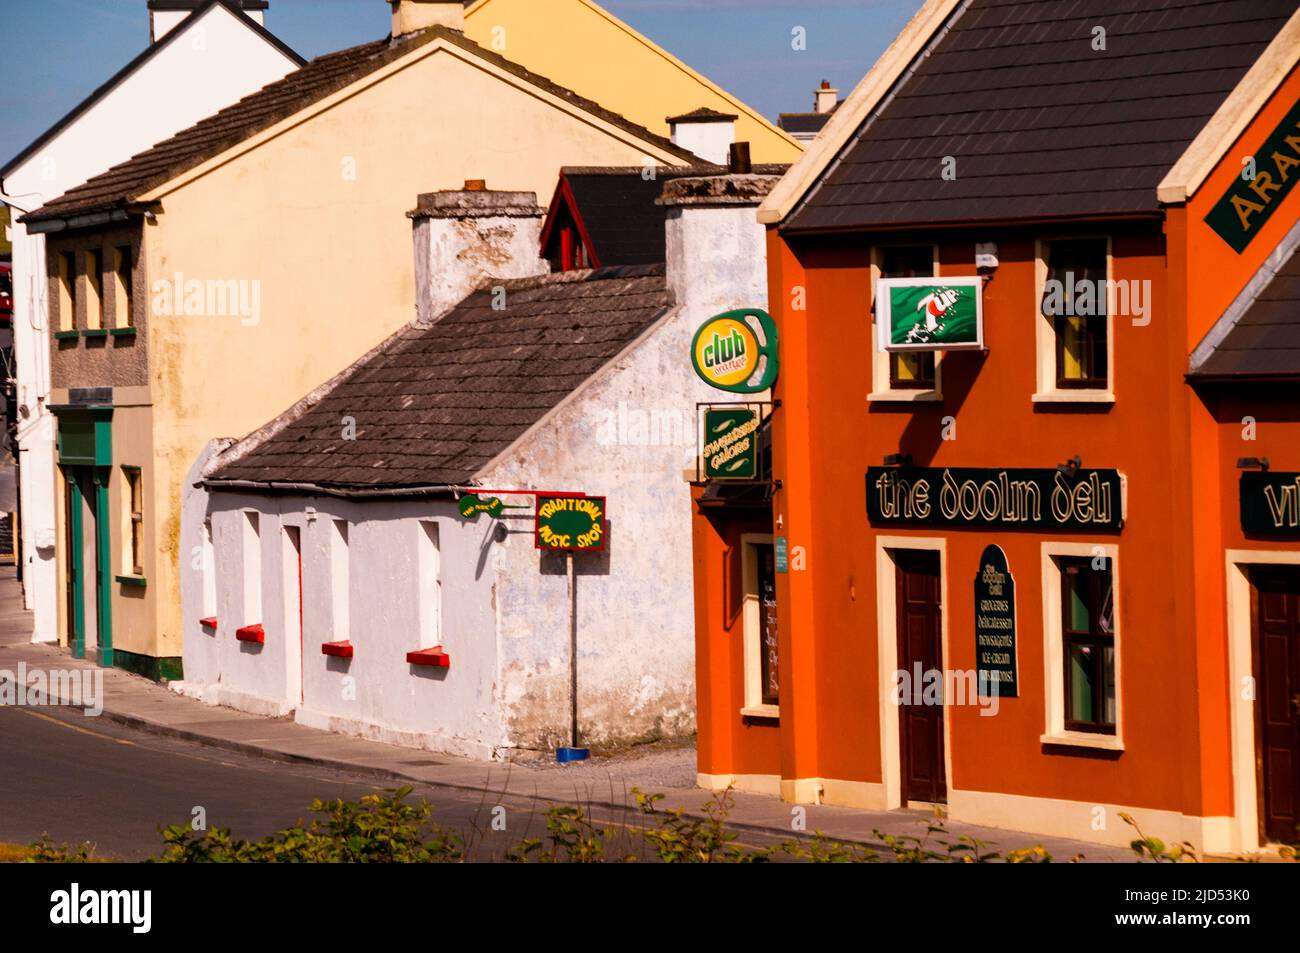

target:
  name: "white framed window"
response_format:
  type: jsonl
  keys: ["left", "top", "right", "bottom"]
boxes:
{"left": 869, "top": 244, "right": 943, "bottom": 402}
{"left": 330, "top": 519, "right": 350, "bottom": 642}
{"left": 1033, "top": 236, "right": 1116, "bottom": 403}
{"left": 1040, "top": 541, "right": 1123, "bottom": 750}
{"left": 242, "top": 511, "right": 262, "bottom": 624}
{"left": 418, "top": 521, "right": 442, "bottom": 648}
{"left": 740, "top": 532, "right": 779, "bottom": 718}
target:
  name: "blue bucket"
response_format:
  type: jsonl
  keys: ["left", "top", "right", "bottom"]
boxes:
{"left": 556, "top": 747, "right": 590, "bottom": 763}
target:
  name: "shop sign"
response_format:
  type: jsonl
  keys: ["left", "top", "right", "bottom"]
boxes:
{"left": 775, "top": 536, "right": 788, "bottom": 574}
{"left": 876, "top": 277, "right": 983, "bottom": 352}
{"left": 691, "top": 308, "right": 779, "bottom": 393}
{"left": 459, "top": 493, "right": 505, "bottom": 519}
{"left": 702, "top": 408, "right": 760, "bottom": 480}
{"left": 1240, "top": 471, "right": 1300, "bottom": 535}
{"left": 1204, "top": 97, "right": 1300, "bottom": 253}
{"left": 973, "top": 545, "right": 1017, "bottom": 698}
{"left": 535, "top": 495, "right": 607, "bottom": 552}
{"left": 866, "top": 467, "right": 1124, "bottom": 531}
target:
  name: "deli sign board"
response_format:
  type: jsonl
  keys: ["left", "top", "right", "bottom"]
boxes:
{"left": 535, "top": 495, "right": 607, "bottom": 552}
{"left": 702, "top": 408, "right": 760, "bottom": 480}
{"left": 691, "top": 308, "right": 779, "bottom": 394}
{"left": 876, "top": 277, "right": 983, "bottom": 352}
{"left": 866, "top": 467, "right": 1124, "bottom": 531}
{"left": 1240, "top": 472, "right": 1300, "bottom": 535}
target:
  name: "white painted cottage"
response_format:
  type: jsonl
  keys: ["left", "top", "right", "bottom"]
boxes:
{"left": 175, "top": 170, "right": 780, "bottom": 759}
{"left": 0, "top": 0, "right": 301, "bottom": 644}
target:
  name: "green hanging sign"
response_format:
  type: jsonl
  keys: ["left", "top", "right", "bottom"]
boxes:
{"left": 459, "top": 493, "right": 506, "bottom": 519}
{"left": 535, "top": 495, "right": 607, "bottom": 552}
{"left": 876, "top": 277, "right": 983, "bottom": 352}
{"left": 702, "top": 408, "right": 760, "bottom": 480}
{"left": 691, "top": 308, "right": 779, "bottom": 393}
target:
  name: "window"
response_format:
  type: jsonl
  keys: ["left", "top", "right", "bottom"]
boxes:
{"left": 1040, "top": 543, "right": 1122, "bottom": 749}
{"left": 58, "top": 251, "right": 77, "bottom": 331}
{"left": 114, "top": 245, "right": 134, "bottom": 328}
{"left": 201, "top": 519, "right": 216, "bottom": 618}
{"left": 122, "top": 467, "right": 143, "bottom": 576}
{"left": 85, "top": 249, "right": 103, "bottom": 330}
{"left": 871, "top": 245, "right": 941, "bottom": 400}
{"left": 1035, "top": 237, "right": 1114, "bottom": 401}
{"left": 243, "top": 511, "right": 262, "bottom": 623}
{"left": 418, "top": 521, "right": 442, "bottom": 647}
{"left": 740, "top": 533, "right": 778, "bottom": 717}
{"left": 330, "top": 520, "right": 349, "bottom": 641}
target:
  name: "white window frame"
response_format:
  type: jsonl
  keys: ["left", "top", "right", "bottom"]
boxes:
{"left": 1040, "top": 541, "right": 1123, "bottom": 751}
{"left": 868, "top": 244, "right": 943, "bottom": 403}
{"left": 1033, "top": 235, "right": 1116, "bottom": 404}
{"left": 740, "top": 532, "right": 779, "bottom": 719}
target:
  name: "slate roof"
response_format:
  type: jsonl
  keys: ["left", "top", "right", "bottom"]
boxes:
{"left": 786, "top": 0, "right": 1299, "bottom": 232}
{"left": 778, "top": 109, "right": 838, "bottom": 137}
{"left": 23, "top": 25, "right": 698, "bottom": 225}
{"left": 667, "top": 106, "right": 739, "bottom": 123}
{"left": 1189, "top": 243, "right": 1300, "bottom": 381}
{"left": 207, "top": 266, "right": 674, "bottom": 492}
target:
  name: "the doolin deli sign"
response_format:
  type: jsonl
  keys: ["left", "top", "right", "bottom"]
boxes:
{"left": 866, "top": 467, "right": 1124, "bottom": 530}
{"left": 876, "top": 277, "right": 984, "bottom": 352}
{"left": 1240, "top": 472, "right": 1300, "bottom": 535}
{"left": 1204, "top": 96, "right": 1300, "bottom": 253}
{"left": 702, "top": 408, "right": 760, "bottom": 480}
{"left": 691, "top": 309, "right": 779, "bottom": 394}
{"left": 535, "top": 495, "right": 607, "bottom": 552}
{"left": 974, "top": 545, "right": 1017, "bottom": 698}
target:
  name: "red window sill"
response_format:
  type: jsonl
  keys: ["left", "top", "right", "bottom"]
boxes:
{"left": 406, "top": 646, "right": 450, "bottom": 668}
{"left": 321, "top": 641, "right": 354, "bottom": 659}
{"left": 200, "top": 617, "right": 218, "bottom": 630}
{"left": 235, "top": 624, "right": 265, "bottom": 644}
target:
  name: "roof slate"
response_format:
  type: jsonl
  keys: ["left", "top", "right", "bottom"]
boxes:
{"left": 207, "top": 266, "right": 674, "bottom": 491}
{"left": 1190, "top": 244, "right": 1300, "bottom": 380}
{"left": 786, "top": 0, "right": 1298, "bottom": 232}
{"left": 23, "top": 25, "right": 698, "bottom": 224}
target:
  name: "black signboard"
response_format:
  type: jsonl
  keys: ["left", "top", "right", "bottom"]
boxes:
{"left": 974, "top": 545, "right": 1017, "bottom": 698}
{"left": 1240, "top": 472, "right": 1300, "bottom": 535}
{"left": 865, "top": 467, "right": 1123, "bottom": 531}
{"left": 1204, "top": 96, "right": 1300, "bottom": 253}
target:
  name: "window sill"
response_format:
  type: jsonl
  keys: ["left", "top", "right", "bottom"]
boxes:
{"left": 82, "top": 329, "right": 108, "bottom": 339}
{"left": 321, "top": 640, "right": 354, "bottom": 659}
{"left": 115, "top": 574, "right": 146, "bottom": 588}
{"left": 54, "top": 330, "right": 79, "bottom": 341}
{"left": 1032, "top": 390, "right": 1114, "bottom": 405}
{"left": 868, "top": 389, "right": 943, "bottom": 403}
{"left": 1040, "top": 731, "right": 1123, "bottom": 752}
{"left": 235, "top": 623, "right": 265, "bottom": 644}
{"left": 407, "top": 646, "right": 450, "bottom": 668}
{"left": 110, "top": 327, "right": 137, "bottom": 338}
{"left": 740, "top": 704, "right": 779, "bottom": 720}
{"left": 199, "top": 617, "right": 218, "bottom": 630}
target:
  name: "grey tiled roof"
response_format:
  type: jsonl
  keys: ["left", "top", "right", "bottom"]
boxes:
{"left": 208, "top": 266, "right": 674, "bottom": 491}
{"left": 1190, "top": 245, "right": 1300, "bottom": 381}
{"left": 787, "top": 0, "right": 1298, "bottom": 231}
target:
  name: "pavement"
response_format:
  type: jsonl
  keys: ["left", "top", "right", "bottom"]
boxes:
{"left": 0, "top": 568, "right": 1139, "bottom": 861}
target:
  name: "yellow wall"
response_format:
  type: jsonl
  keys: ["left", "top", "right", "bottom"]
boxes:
{"left": 464, "top": 0, "right": 803, "bottom": 164}
{"left": 139, "top": 39, "right": 691, "bottom": 655}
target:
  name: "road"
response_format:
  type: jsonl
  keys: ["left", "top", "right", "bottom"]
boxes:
{"left": 0, "top": 704, "right": 785, "bottom": 861}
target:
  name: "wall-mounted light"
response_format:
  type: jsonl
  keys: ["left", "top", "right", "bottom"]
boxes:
{"left": 1236, "top": 457, "right": 1270, "bottom": 471}
{"left": 975, "top": 241, "right": 999, "bottom": 271}
{"left": 1057, "top": 455, "right": 1082, "bottom": 478}
{"left": 883, "top": 452, "right": 912, "bottom": 468}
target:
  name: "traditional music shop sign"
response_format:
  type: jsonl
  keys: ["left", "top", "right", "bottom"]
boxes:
{"left": 865, "top": 467, "right": 1124, "bottom": 531}
{"left": 974, "top": 545, "right": 1017, "bottom": 698}
{"left": 535, "top": 495, "right": 607, "bottom": 552}
{"left": 1204, "top": 96, "right": 1300, "bottom": 253}
{"left": 1240, "top": 471, "right": 1300, "bottom": 535}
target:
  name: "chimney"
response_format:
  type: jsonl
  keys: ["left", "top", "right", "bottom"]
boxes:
{"left": 658, "top": 169, "right": 780, "bottom": 316}
{"left": 407, "top": 183, "right": 549, "bottom": 323}
{"left": 149, "top": 1, "right": 267, "bottom": 42}
{"left": 667, "top": 108, "right": 738, "bottom": 166}
{"left": 815, "top": 80, "right": 839, "bottom": 115}
{"left": 390, "top": 0, "right": 465, "bottom": 37}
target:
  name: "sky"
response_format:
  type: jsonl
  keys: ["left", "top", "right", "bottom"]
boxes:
{"left": 0, "top": 0, "right": 924, "bottom": 167}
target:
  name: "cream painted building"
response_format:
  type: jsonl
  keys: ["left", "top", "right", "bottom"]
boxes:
{"left": 22, "top": 1, "right": 729, "bottom": 678}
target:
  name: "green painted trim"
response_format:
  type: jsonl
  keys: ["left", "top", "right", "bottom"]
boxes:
{"left": 112, "top": 649, "right": 183, "bottom": 683}
{"left": 115, "top": 574, "right": 147, "bottom": 588}
{"left": 68, "top": 474, "right": 85, "bottom": 660}
{"left": 82, "top": 329, "right": 109, "bottom": 339}
{"left": 95, "top": 473, "right": 113, "bottom": 669}
{"left": 109, "top": 326, "right": 137, "bottom": 337}
{"left": 54, "top": 330, "right": 79, "bottom": 340}
{"left": 52, "top": 406, "right": 113, "bottom": 467}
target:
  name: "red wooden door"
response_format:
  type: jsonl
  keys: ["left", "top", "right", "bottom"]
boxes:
{"left": 896, "top": 550, "right": 946, "bottom": 804}
{"left": 1252, "top": 567, "right": 1300, "bottom": 844}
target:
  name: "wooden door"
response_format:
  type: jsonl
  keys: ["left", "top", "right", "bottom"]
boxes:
{"left": 896, "top": 550, "right": 946, "bottom": 804}
{"left": 1252, "top": 567, "right": 1300, "bottom": 844}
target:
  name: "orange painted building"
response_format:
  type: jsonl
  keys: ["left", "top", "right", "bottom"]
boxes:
{"left": 691, "top": 0, "right": 1300, "bottom": 852}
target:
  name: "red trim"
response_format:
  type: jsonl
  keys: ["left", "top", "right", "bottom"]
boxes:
{"left": 537, "top": 174, "right": 600, "bottom": 270}
{"left": 321, "top": 640, "right": 354, "bottom": 659}
{"left": 199, "top": 617, "right": 218, "bottom": 630}
{"left": 406, "top": 646, "right": 450, "bottom": 668}
{"left": 235, "top": 623, "right": 265, "bottom": 644}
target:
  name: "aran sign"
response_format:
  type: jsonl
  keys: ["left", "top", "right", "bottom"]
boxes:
{"left": 691, "top": 309, "right": 779, "bottom": 393}
{"left": 876, "top": 277, "right": 984, "bottom": 352}
{"left": 1204, "top": 97, "right": 1300, "bottom": 253}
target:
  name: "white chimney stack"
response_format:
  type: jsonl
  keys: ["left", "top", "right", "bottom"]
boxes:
{"left": 815, "top": 80, "right": 839, "bottom": 115}
{"left": 667, "top": 108, "right": 738, "bottom": 166}
{"left": 390, "top": 0, "right": 465, "bottom": 37}
{"left": 149, "top": 1, "right": 267, "bottom": 42}
{"left": 407, "top": 182, "right": 549, "bottom": 323}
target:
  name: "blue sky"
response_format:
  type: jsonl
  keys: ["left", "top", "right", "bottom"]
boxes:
{"left": 1, "top": 0, "right": 923, "bottom": 167}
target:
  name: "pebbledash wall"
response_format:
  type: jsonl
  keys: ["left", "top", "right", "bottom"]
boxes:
{"left": 174, "top": 172, "right": 771, "bottom": 757}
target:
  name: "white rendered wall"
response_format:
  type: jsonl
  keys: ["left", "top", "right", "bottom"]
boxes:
{"left": 1, "top": 2, "right": 297, "bottom": 642}
{"left": 413, "top": 213, "right": 548, "bottom": 323}
{"left": 670, "top": 121, "right": 735, "bottom": 165}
